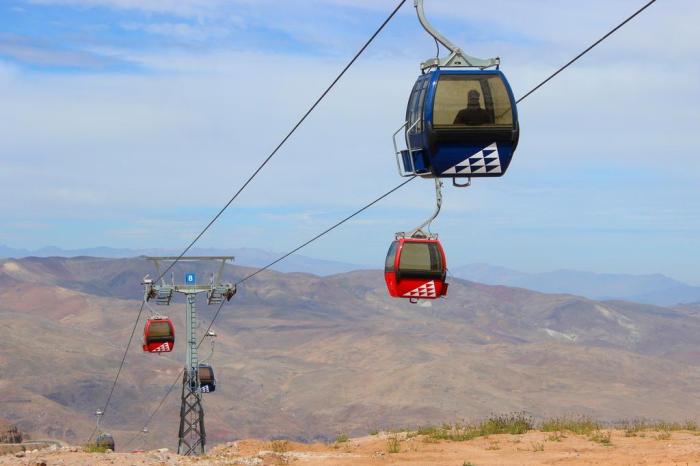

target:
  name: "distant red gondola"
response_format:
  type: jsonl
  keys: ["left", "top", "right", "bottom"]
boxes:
{"left": 385, "top": 236, "right": 448, "bottom": 302}
{"left": 143, "top": 316, "right": 175, "bottom": 353}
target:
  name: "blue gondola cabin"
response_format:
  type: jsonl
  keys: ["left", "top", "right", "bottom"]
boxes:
{"left": 398, "top": 69, "right": 519, "bottom": 179}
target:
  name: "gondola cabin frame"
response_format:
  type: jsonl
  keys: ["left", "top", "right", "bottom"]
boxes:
{"left": 142, "top": 316, "right": 175, "bottom": 353}
{"left": 398, "top": 69, "right": 519, "bottom": 179}
{"left": 385, "top": 236, "right": 448, "bottom": 301}
{"left": 195, "top": 364, "right": 216, "bottom": 393}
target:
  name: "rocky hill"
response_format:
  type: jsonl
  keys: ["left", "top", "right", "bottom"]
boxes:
{"left": 0, "top": 257, "right": 699, "bottom": 451}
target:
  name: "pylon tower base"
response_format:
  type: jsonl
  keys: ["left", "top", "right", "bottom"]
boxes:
{"left": 177, "top": 370, "right": 205, "bottom": 455}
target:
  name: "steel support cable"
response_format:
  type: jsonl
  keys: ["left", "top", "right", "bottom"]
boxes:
{"left": 123, "top": 367, "right": 184, "bottom": 449}
{"left": 91, "top": 1, "right": 407, "bottom": 445}
{"left": 88, "top": 299, "right": 147, "bottom": 442}
{"left": 201, "top": 176, "right": 418, "bottom": 339}
{"left": 152, "top": 0, "right": 407, "bottom": 285}
{"left": 118, "top": 0, "right": 659, "bottom": 443}
{"left": 516, "top": 0, "right": 657, "bottom": 104}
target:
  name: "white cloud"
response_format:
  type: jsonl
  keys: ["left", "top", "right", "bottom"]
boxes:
{"left": 27, "top": 0, "right": 230, "bottom": 19}
{"left": 120, "top": 21, "right": 231, "bottom": 42}
{"left": 0, "top": 33, "right": 127, "bottom": 68}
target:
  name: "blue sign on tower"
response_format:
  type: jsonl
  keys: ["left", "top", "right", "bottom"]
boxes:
{"left": 185, "top": 273, "right": 196, "bottom": 284}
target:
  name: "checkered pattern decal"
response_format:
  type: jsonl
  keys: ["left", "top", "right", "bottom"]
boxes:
{"left": 152, "top": 342, "right": 171, "bottom": 352}
{"left": 441, "top": 143, "right": 501, "bottom": 175}
{"left": 403, "top": 280, "right": 437, "bottom": 298}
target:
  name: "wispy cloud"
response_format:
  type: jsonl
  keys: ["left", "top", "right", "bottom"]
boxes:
{"left": 26, "top": 0, "right": 230, "bottom": 19}
{"left": 0, "top": 33, "right": 132, "bottom": 69}
{"left": 120, "top": 21, "right": 231, "bottom": 42}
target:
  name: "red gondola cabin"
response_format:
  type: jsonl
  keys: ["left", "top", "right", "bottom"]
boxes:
{"left": 384, "top": 236, "right": 448, "bottom": 301}
{"left": 143, "top": 317, "right": 175, "bottom": 353}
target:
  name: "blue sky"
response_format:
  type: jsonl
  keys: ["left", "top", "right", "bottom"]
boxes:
{"left": 1, "top": 0, "right": 699, "bottom": 283}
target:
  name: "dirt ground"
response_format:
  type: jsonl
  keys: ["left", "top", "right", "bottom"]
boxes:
{"left": 2, "top": 430, "right": 700, "bottom": 465}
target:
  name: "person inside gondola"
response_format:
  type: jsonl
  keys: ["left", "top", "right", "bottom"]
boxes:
{"left": 453, "top": 89, "right": 491, "bottom": 125}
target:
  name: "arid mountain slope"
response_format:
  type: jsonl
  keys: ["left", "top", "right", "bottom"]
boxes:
{"left": 0, "top": 257, "right": 698, "bottom": 451}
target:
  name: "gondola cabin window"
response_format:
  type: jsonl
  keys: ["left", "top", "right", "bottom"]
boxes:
{"left": 149, "top": 321, "right": 172, "bottom": 339}
{"left": 385, "top": 241, "right": 398, "bottom": 271}
{"left": 399, "top": 242, "right": 442, "bottom": 274}
{"left": 199, "top": 366, "right": 213, "bottom": 381}
{"left": 407, "top": 76, "right": 430, "bottom": 133}
{"left": 433, "top": 74, "right": 513, "bottom": 127}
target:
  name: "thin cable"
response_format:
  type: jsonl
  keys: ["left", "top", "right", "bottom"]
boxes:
{"left": 197, "top": 300, "right": 226, "bottom": 349}
{"left": 237, "top": 177, "right": 415, "bottom": 283}
{"left": 153, "top": 0, "right": 407, "bottom": 284}
{"left": 200, "top": 176, "right": 417, "bottom": 339}
{"left": 123, "top": 368, "right": 184, "bottom": 450}
{"left": 119, "top": 0, "right": 659, "bottom": 442}
{"left": 516, "top": 0, "right": 657, "bottom": 104}
{"left": 88, "top": 299, "right": 147, "bottom": 442}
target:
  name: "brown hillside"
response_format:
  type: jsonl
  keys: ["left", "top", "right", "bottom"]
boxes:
{"left": 0, "top": 257, "right": 699, "bottom": 451}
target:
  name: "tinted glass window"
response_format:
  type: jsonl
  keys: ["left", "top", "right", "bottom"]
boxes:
{"left": 149, "top": 321, "right": 171, "bottom": 338}
{"left": 199, "top": 367, "right": 213, "bottom": 380}
{"left": 433, "top": 74, "right": 513, "bottom": 127}
{"left": 399, "top": 242, "right": 441, "bottom": 272}
{"left": 406, "top": 80, "right": 421, "bottom": 126}
{"left": 414, "top": 77, "right": 429, "bottom": 133}
{"left": 406, "top": 77, "right": 430, "bottom": 134}
{"left": 385, "top": 241, "right": 398, "bottom": 272}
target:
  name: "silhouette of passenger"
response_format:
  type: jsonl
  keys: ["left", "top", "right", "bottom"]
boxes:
{"left": 453, "top": 89, "right": 491, "bottom": 125}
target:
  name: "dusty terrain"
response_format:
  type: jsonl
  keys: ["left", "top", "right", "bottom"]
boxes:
{"left": 1, "top": 257, "right": 699, "bottom": 449}
{"left": 2, "top": 430, "right": 700, "bottom": 465}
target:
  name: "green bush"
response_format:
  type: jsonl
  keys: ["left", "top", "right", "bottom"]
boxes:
{"left": 387, "top": 435, "right": 400, "bottom": 454}
{"left": 589, "top": 430, "right": 612, "bottom": 446}
{"left": 84, "top": 443, "right": 109, "bottom": 453}
{"left": 419, "top": 412, "right": 533, "bottom": 442}
{"left": 541, "top": 416, "right": 600, "bottom": 435}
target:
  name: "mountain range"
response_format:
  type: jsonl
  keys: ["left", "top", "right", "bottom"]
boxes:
{"left": 2, "top": 245, "right": 699, "bottom": 306}
{"left": 450, "top": 264, "right": 700, "bottom": 306}
{"left": 0, "top": 245, "right": 368, "bottom": 276}
{"left": 0, "top": 256, "right": 699, "bottom": 451}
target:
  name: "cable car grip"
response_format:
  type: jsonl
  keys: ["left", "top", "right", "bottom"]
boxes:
{"left": 414, "top": 0, "right": 499, "bottom": 70}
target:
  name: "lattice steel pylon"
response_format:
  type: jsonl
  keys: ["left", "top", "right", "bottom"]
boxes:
{"left": 178, "top": 357, "right": 205, "bottom": 455}
{"left": 143, "top": 257, "right": 235, "bottom": 456}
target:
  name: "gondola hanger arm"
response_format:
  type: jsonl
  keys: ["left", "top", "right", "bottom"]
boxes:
{"left": 414, "top": 0, "right": 499, "bottom": 70}
{"left": 407, "top": 178, "right": 443, "bottom": 238}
